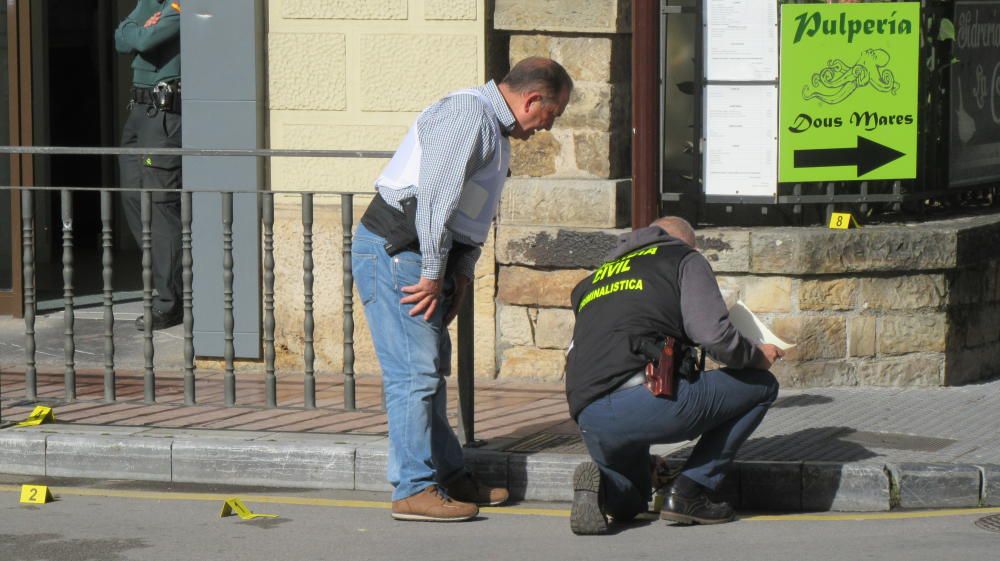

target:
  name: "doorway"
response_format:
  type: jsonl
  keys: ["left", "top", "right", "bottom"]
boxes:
{"left": 0, "top": 0, "right": 141, "bottom": 317}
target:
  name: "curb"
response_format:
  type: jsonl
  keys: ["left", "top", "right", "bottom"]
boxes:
{"left": 1, "top": 426, "right": 998, "bottom": 512}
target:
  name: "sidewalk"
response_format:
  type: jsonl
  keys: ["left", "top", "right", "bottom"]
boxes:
{"left": 2, "top": 369, "right": 999, "bottom": 512}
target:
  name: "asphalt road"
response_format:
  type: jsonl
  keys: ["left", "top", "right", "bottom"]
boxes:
{"left": 0, "top": 475, "right": 997, "bottom": 561}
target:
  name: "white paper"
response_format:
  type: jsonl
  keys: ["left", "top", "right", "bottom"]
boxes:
{"left": 728, "top": 300, "right": 795, "bottom": 351}
{"left": 704, "top": 85, "right": 778, "bottom": 197}
{"left": 705, "top": 0, "right": 778, "bottom": 81}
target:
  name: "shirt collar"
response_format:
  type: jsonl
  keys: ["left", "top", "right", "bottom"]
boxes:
{"left": 479, "top": 80, "right": 516, "bottom": 136}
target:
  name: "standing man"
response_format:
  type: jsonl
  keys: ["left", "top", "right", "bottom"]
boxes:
{"left": 353, "top": 57, "right": 573, "bottom": 522}
{"left": 566, "top": 217, "right": 784, "bottom": 535}
{"left": 115, "top": 0, "right": 183, "bottom": 331}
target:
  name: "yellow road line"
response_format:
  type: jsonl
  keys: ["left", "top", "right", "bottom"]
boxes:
{"left": 2, "top": 484, "right": 997, "bottom": 521}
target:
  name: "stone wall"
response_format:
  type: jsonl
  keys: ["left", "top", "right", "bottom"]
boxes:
{"left": 492, "top": 0, "right": 633, "bottom": 381}
{"left": 494, "top": 213, "right": 1000, "bottom": 387}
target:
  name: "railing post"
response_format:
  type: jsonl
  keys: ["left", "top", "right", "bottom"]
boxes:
{"left": 341, "top": 194, "right": 355, "bottom": 410}
{"left": 263, "top": 192, "right": 277, "bottom": 408}
{"left": 302, "top": 193, "right": 316, "bottom": 409}
{"left": 223, "top": 191, "right": 236, "bottom": 406}
{"left": 141, "top": 190, "right": 155, "bottom": 403}
{"left": 456, "top": 286, "right": 476, "bottom": 446}
{"left": 61, "top": 189, "right": 76, "bottom": 401}
{"left": 182, "top": 191, "right": 195, "bottom": 405}
{"left": 101, "top": 190, "right": 115, "bottom": 402}
{"left": 22, "top": 189, "right": 36, "bottom": 401}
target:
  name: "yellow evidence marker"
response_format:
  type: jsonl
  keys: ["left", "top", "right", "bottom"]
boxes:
{"left": 828, "top": 212, "right": 860, "bottom": 230}
{"left": 16, "top": 406, "right": 54, "bottom": 427}
{"left": 20, "top": 485, "right": 53, "bottom": 504}
{"left": 220, "top": 498, "right": 278, "bottom": 520}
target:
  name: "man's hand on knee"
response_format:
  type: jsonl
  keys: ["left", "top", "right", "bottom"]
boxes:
{"left": 401, "top": 276, "right": 442, "bottom": 320}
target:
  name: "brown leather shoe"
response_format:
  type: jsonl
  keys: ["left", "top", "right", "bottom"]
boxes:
{"left": 391, "top": 485, "right": 478, "bottom": 522}
{"left": 443, "top": 471, "right": 509, "bottom": 506}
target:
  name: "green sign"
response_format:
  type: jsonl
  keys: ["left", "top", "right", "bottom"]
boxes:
{"left": 779, "top": 2, "right": 919, "bottom": 182}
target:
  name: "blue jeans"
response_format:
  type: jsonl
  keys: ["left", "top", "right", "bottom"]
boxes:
{"left": 577, "top": 368, "right": 778, "bottom": 520}
{"left": 351, "top": 223, "right": 465, "bottom": 501}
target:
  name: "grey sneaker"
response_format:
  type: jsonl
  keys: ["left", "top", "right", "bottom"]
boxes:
{"left": 570, "top": 462, "right": 608, "bottom": 535}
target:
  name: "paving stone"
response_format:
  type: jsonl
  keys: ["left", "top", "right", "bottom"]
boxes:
{"left": 891, "top": 462, "right": 982, "bottom": 508}
{"left": 979, "top": 464, "right": 1000, "bottom": 507}
{"left": 802, "top": 462, "right": 890, "bottom": 512}
{"left": 46, "top": 434, "right": 172, "bottom": 481}
{"left": 172, "top": 438, "right": 355, "bottom": 489}
{"left": 0, "top": 431, "right": 46, "bottom": 476}
{"left": 508, "top": 453, "right": 581, "bottom": 502}
{"left": 739, "top": 461, "right": 802, "bottom": 511}
{"left": 355, "top": 444, "right": 392, "bottom": 492}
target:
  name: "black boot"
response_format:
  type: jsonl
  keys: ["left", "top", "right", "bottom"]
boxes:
{"left": 660, "top": 477, "right": 735, "bottom": 525}
{"left": 135, "top": 308, "right": 182, "bottom": 331}
{"left": 570, "top": 462, "right": 609, "bottom": 535}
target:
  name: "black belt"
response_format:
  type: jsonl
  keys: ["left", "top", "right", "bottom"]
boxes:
{"left": 611, "top": 370, "right": 646, "bottom": 393}
{"left": 130, "top": 84, "right": 182, "bottom": 111}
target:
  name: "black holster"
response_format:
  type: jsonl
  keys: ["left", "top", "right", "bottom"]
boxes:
{"left": 360, "top": 193, "right": 418, "bottom": 256}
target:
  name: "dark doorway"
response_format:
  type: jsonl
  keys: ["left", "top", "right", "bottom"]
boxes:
{"left": 29, "top": 0, "right": 140, "bottom": 310}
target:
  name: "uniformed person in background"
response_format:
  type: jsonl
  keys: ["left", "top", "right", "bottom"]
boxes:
{"left": 115, "top": 0, "right": 183, "bottom": 330}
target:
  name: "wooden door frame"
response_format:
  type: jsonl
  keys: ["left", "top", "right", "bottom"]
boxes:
{"left": 0, "top": 0, "right": 32, "bottom": 318}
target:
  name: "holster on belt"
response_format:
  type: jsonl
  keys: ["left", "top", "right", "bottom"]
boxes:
{"left": 638, "top": 337, "right": 701, "bottom": 399}
{"left": 360, "top": 193, "right": 419, "bottom": 256}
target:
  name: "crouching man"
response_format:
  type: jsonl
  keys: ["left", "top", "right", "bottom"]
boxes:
{"left": 564, "top": 216, "right": 783, "bottom": 535}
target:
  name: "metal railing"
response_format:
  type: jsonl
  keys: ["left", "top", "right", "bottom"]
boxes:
{"left": 0, "top": 146, "right": 480, "bottom": 444}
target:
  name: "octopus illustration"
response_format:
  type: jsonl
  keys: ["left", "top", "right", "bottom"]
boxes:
{"left": 802, "top": 48, "right": 900, "bottom": 105}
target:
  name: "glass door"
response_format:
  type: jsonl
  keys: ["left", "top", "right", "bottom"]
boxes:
{"left": 0, "top": 1, "right": 28, "bottom": 317}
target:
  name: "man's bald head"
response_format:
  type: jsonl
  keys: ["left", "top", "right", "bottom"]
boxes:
{"left": 651, "top": 216, "right": 696, "bottom": 248}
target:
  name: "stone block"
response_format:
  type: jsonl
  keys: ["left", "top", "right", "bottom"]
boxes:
{"left": 499, "top": 347, "right": 566, "bottom": 381}
{"left": 0, "top": 431, "right": 46, "bottom": 476}
{"left": 497, "top": 266, "right": 589, "bottom": 307}
{"left": 981, "top": 464, "right": 1000, "bottom": 507}
{"left": 860, "top": 275, "right": 947, "bottom": 311}
{"left": 697, "top": 229, "right": 751, "bottom": 272}
{"left": 499, "top": 178, "right": 630, "bottom": 228}
{"left": 802, "top": 462, "right": 890, "bottom": 512}
{"left": 949, "top": 266, "right": 986, "bottom": 306}
{"left": 741, "top": 276, "right": 792, "bottom": 313}
{"left": 496, "top": 226, "right": 620, "bottom": 269}
{"left": 508, "top": 453, "right": 580, "bottom": 501}
{"left": 510, "top": 131, "right": 560, "bottom": 177}
{"left": 861, "top": 355, "right": 944, "bottom": 386}
{"left": 799, "top": 279, "right": 857, "bottom": 311}
{"left": 879, "top": 314, "right": 947, "bottom": 355}
{"left": 510, "top": 35, "right": 629, "bottom": 83}
{"left": 46, "top": 435, "right": 171, "bottom": 481}
{"left": 498, "top": 304, "right": 536, "bottom": 347}
{"left": 360, "top": 34, "right": 479, "bottom": 111}
{"left": 771, "top": 359, "right": 857, "bottom": 388}
{"left": 891, "top": 463, "right": 981, "bottom": 508}
{"left": 355, "top": 444, "right": 392, "bottom": 492}
{"left": 535, "top": 308, "right": 575, "bottom": 349}
{"left": 268, "top": 34, "right": 347, "bottom": 111}
{"left": 281, "top": 0, "right": 406, "bottom": 19}
{"left": 574, "top": 130, "right": 627, "bottom": 178}
{"left": 848, "top": 316, "right": 876, "bottom": 357}
{"left": 560, "top": 82, "right": 620, "bottom": 132}
{"left": 739, "top": 461, "right": 802, "bottom": 511}
{"left": 425, "top": 0, "right": 477, "bottom": 20}
{"left": 715, "top": 276, "right": 743, "bottom": 308}
{"left": 172, "top": 439, "right": 355, "bottom": 489}
{"left": 495, "top": 0, "right": 632, "bottom": 33}
{"left": 771, "top": 316, "right": 846, "bottom": 361}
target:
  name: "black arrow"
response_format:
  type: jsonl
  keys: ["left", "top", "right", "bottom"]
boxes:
{"left": 794, "top": 136, "right": 905, "bottom": 177}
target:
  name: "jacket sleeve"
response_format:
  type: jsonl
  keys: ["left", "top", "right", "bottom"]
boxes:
{"left": 115, "top": 4, "right": 180, "bottom": 55}
{"left": 678, "top": 252, "right": 767, "bottom": 369}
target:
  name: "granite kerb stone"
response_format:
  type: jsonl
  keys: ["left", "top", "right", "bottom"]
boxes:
{"left": 45, "top": 433, "right": 172, "bottom": 481}
{"left": 801, "top": 462, "right": 890, "bottom": 512}
{"left": 739, "top": 460, "right": 802, "bottom": 512}
{"left": 0, "top": 430, "right": 46, "bottom": 476}
{"left": 980, "top": 464, "right": 1000, "bottom": 507}
{"left": 888, "top": 462, "right": 982, "bottom": 509}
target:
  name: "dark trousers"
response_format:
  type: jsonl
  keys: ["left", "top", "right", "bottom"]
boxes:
{"left": 576, "top": 368, "right": 779, "bottom": 521}
{"left": 119, "top": 102, "right": 183, "bottom": 314}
